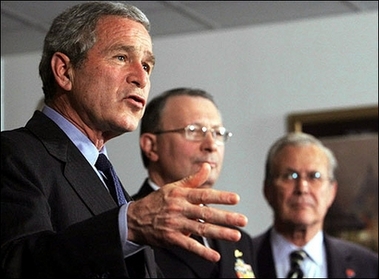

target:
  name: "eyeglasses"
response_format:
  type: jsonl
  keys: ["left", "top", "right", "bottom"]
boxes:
{"left": 154, "top": 124, "right": 232, "bottom": 144}
{"left": 275, "top": 171, "right": 330, "bottom": 186}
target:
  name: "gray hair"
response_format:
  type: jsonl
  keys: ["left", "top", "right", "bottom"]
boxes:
{"left": 140, "top": 87, "right": 218, "bottom": 168}
{"left": 264, "top": 132, "right": 338, "bottom": 183}
{"left": 39, "top": 1, "right": 150, "bottom": 104}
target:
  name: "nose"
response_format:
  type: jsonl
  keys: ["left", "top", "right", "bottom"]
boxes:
{"left": 294, "top": 177, "right": 310, "bottom": 193}
{"left": 126, "top": 63, "right": 149, "bottom": 88}
{"left": 201, "top": 131, "right": 219, "bottom": 151}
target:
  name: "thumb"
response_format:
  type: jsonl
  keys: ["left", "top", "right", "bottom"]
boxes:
{"left": 179, "top": 162, "right": 211, "bottom": 189}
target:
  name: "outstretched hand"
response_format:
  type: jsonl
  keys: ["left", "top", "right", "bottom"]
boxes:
{"left": 127, "top": 163, "right": 248, "bottom": 262}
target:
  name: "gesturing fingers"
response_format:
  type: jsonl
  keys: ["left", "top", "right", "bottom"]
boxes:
{"left": 170, "top": 216, "right": 243, "bottom": 262}
{"left": 174, "top": 163, "right": 241, "bottom": 205}
{"left": 170, "top": 230, "right": 222, "bottom": 262}
{"left": 178, "top": 162, "right": 211, "bottom": 189}
{"left": 127, "top": 161, "right": 248, "bottom": 262}
{"left": 187, "top": 203, "right": 248, "bottom": 229}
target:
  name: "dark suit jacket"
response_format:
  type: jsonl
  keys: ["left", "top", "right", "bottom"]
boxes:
{"left": 250, "top": 228, "right": 378, "bottom": 278}
{"left": 1, "top": 111, "right": 160, "bottom": 278}
{"left": 132, "top": 179, "right": 256, "bottom": 278}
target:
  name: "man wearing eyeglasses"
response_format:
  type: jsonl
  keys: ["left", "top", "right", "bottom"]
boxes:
{"left": 132, "top": 87, "right": 256, "bottom": 278}
{"left": 250, "top": 132, "right": 378, "bottom": 278}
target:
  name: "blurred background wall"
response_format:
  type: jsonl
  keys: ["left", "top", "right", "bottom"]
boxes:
{"left": 1, "top": 9, "right": 377, "bottom": 250}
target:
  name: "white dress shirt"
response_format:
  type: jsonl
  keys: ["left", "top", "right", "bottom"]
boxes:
{"left": 270, "top": 228, "right": 328, "bottom": 278}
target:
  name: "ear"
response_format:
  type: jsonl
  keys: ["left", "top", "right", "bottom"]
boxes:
{"left": 263, "top": 180, "right": 273, "bottom": 206}
{"left": 140, "top": 133, "right": 159, "bottom": 162}
{"left": 51, "top": 52, "right": 73, "bottom": 91}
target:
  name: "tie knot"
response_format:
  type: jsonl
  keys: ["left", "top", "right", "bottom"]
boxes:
{"left": 95, "top": 154, "right": 112, "bottom": 172}
{"left": 290, "top": 250, "right": 306, "bottom": 266}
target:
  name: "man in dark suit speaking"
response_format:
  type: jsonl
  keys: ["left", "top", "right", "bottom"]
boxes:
{"left": 1, "top": 2, "right": 248, "bottom": 278}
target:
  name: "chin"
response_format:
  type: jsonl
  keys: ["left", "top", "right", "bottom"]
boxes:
{"left": 120, "top": 116, "right": 139, "bottom": 132}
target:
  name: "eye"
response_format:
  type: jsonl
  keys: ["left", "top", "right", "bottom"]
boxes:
{"left": 142, "top": 63, "right": 151, "bottom": 74}
{"left": 282, "top": 171, "right": 298, "bottom": 180}
{"left": 193, "top": 126, "right": 203, "bottom": 135}
{"left": 215, "top": 127, "right": 226, "bottom": 136}
{"left": 290, "top": 172, "right": 299, "bottom": 180}
{"left": 309, "top": 171, "right": 322, "bottom": 180}
{"left": 117, "top": 55, "right": 126, "bottom": 62}
{"left": 187, "top": 125, "right": 203, "bottom": 137}
{"left": 187, "top": 125, "right": 196, "bottom": 132}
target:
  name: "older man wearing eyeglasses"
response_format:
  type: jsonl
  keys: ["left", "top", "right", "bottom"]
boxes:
{"left": 132, "top": 87, "right": 256, "bottom": 278}
{"left": 250, "top": 132, "right": 378, "bottom": 278}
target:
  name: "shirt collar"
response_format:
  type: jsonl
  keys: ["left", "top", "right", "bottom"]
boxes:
{"left": 42, "top": 105, "right": 104, "bottom": 165}
{"left": 302, "top": 230, "right": 324, "bottom": 266}
{"left": 147, "top": 178, "right": 160, "bottom": 191}
{"left": 270, "top": 227, "right": 324, "bottom": 266}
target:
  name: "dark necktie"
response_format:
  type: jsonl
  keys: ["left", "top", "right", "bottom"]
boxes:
{"left": 287, "top": 250, "right": 307, "bottom": 278}
{"left": 95, "top": 153, "right": 130, "bottom": 205}
{"left": 192, "top": 234, "right": 214, "bottom": 249}
{"left": 191, "top": 235, "right": 219, "bottom": 276}
{"left": 95, "top": 155, "right": 156, "bottom": 277}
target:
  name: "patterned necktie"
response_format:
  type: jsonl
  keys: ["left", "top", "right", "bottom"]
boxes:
{"left": 95, "top": 154, "right": 129, "bottom": 205}
{"left": 287, "top": 250, "right": 307, "bottom": 278}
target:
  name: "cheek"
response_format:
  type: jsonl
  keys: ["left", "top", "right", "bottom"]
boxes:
{"left": 276, "top": 186, "right": 290, "bottom": 199}
{"left": 268, "top": 187, "right": 288, "bottom": 207}
{"left": 145, "top": 80, "right": 151, "bottom": 92}
{"left": 321, "top": 188, "right": 335, "bottom": 209}
{"left": 170, "top": 145, "right": 194, "bottom": 159}
{"left": 218, "top": 148, "right": 225, "bottom": 162}
{"left": 158, "top": 140, "right": 190, "bottom": 158}
{"left": 73, "top": 69, "right": 107, "bottom": 96}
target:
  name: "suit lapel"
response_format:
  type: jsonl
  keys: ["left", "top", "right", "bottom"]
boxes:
{"left": 26, "top": 111, "right": 117, "bottom": 215}
{"left": 257, "top": 231, "right": 277, "bottom": 278}
{"left": 64, "top": 147, "right": 117, "bottom": 213}
{"left": 324, "top": 235, "right": 354, "bottom": 278}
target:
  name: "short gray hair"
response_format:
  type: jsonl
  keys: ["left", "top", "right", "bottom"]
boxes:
{"left": 39, "top": 1, "right": 150, "bottom": 104}
{"left": 264, "top": 132, "right": 338, "bottom": 183}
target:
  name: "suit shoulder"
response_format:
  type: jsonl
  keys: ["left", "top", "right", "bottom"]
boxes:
{"left": 326, "top": 235, "right": 378, "bottom": 259}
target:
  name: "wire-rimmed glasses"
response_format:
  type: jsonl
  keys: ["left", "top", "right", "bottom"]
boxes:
{"left": 275, "top": 170, "right": 331, "bottom": 186}
{"left": 154, "top": 124, "right": 232, "bottom": 144}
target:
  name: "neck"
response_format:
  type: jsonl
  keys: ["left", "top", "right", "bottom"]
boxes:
{"left": 274, "top": 222, "right": 321, "bottom": 247}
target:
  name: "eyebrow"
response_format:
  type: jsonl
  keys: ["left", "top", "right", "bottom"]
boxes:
{"left": 108, "top": 45, "right": 155, "bottom": 67}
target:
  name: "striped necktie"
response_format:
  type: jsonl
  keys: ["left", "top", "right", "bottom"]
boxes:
{"left": 287, "top": 250, "right": 307, "bottom": 278}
